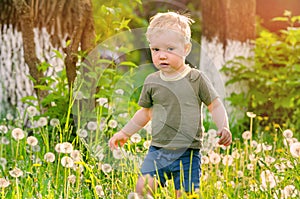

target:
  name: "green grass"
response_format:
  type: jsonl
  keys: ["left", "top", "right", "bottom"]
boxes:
{"left": 0, "top": 107, "right": 299, "bottom": 199}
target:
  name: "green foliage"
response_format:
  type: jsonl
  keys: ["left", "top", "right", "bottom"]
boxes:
{"left": 222, "top": 13, "right": 300, "bottom": 130}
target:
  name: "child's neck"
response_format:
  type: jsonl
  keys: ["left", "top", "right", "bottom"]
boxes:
{"left": 160, "top": 65, "right": 191, "bottom": 81}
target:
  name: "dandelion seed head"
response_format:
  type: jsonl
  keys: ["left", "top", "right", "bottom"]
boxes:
{"left": 260, "top": 170, "right": 277, "bottom": 190}
{"left": 61, "top": 156, "right": 74, "bottom": 168}
{"left": 78, "top": 129, "right": 88, "bottom": 138}
{"left": 246, "top": 112, "right": 256, "bottom": 118}
{"left": 101, "top": 163, "right": 112, "bottom": 173}
{"left": 130, "top": 134, "right": 141, "bottom": 144}
{"left": 37, "top": 117, "right": 48, "bottom": 127}
{"left": 108, "top": 119, "right": 118, "bottom": 128}
{"left": 11, "top": 128, "right": 25, "bottom": 141}
{"left": 209, "top": 152, "right": 221, "bottom": 165}
{"left": 265, "top": 156, "right": 275, "bottom": 165}
{"left": 143, "top": 140, "right": 151, "bottom": 149}
{"left": 96, "top": 97, "right": 108, "bottom": 106}
{"left": 283, "top": 129, "right": 293, "bottom": 138}
{"left": 67, "top": 174, "right": 76, "bottom": 185}
{"left": 95, "top": 185, "right": 105, "bottom": 197}
{"left": 127, "top": 192, "right": 139, "bottom": 199}
{"left": 70, "top": 150, "right": 81, "bottom": 161}
{"left": 201, "top": 155, "right": 209, "bottom": 164}
{"left": 222, "top": 155, "right": 233, "bottom": 166}
{"left": 0, "top": 137, "right": 9, "bottom": 145}
{"left": 113, "top": 148, "right": 127, "bottom": 160}
{"left": 231, "top": 149, "right": 240, "bottom": 159}
{"left": 6, "top": 113, "right": 13, "bottom": 121}
{"left": 0, "top": 178, "right": 10, "bottom": 188}
{"left": 26, "top": 106, "right": 38, "bottom": 117}
{"left": 290, "top": 142, "right": 300, "bottom": 158}
{"left": 242, "top": 130, "right": 252, "bottom": 140}
{"left": 9, "top": 167, "right": 23, "bottom": 178}
{"left": 44, "top": 152, "right": 55, "bottom": 163}
{"left": 283, "top": 185, "right": 299, "bottom": 198}
{"left": 27, "top": 136, "right": 38, "bottom": 146}
{"left": 50, "top": 118, "right": 60, "bottom": 127}
{"left": 119, "top": 112, "right": 129, "bottom": 118}
{"left": 87, "top": 121, "right": 98, "bottom": 131}
{"left": 237, "top": 170, "right": 244, "bottom": 178}
{"left": 55, "top": 143, "right": 62, "bottom": 153}
{"left": 60, "top": 142, "right": 73, "bottom": 154}
{"left": 115, "top": 89, "right": 124, "bottom": 95}
{"left": 0, "top": 125, "right": 8, "bottom": 134}
{"left": 247, "top": 163, "right": 255, "bottom": 171}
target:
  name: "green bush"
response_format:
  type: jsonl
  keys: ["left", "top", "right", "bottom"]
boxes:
{"left": 222, "top": 12, "right": 300, "bottom": 131}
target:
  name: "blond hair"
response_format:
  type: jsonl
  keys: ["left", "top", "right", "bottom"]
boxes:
{"left": 146, "top": 11, "right": 194, "bottom": 44}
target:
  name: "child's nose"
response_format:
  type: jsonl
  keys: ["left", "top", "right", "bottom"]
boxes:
{"left": 159, "top": 51, "right": 167, "bottom": 59}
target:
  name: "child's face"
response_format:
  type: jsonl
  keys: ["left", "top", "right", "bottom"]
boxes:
{"left": 148, "top": 30, "right": 191, "bottom": 76}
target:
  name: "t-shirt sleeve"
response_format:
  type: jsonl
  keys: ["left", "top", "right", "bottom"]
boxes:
{"left": 198, "top": 72, "right": 219, "bottom": 106}
{"left": 138, "top": 79, "right": 153, "bottom": 108}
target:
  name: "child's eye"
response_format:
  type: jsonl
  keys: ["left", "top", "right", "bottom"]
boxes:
{"left": 167, "top": 47, "right": 174, "bottom": 51}
{"left": 151, "top": 48, "right": 159, "bottom": 52}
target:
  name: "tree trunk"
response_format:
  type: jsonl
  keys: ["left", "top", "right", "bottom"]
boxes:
{"left": 200, "top": 0, "right": 256, "bottom": 100}
{"left": 0, "top": 0, "right": 95, "bottom": 114}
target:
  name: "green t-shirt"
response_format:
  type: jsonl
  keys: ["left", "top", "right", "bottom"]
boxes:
{"left": 138, "top": 68, "right": 218, "bottom": 149}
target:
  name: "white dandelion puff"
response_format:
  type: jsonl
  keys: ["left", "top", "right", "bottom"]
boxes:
{"left": 246, "top": 112, "right": 256, "bottom": 118}
{"left": 67, "top": 174, "right": 76, "bottom": 185}
{"left": 115, "top": 89, "right": 124, "bottom": 95}
{"left": 242, "top": 130, "right": 252, "bottom": 140}
{"left": 96, "top": 98, "right": 108, "bottom": 106}
{"left": 60, "top": 142, "right": 73, "bottom": 154}
{"left": 108, "top": 119, "right": 118, "bottom": 128}
{"left": 283, "top": 185, "right": 299, "bottom": 198}
{"left": 101, "top": 163, "right": 112, "bottom": 173}
{"left": 260, "top": 170, "right": 277, "bottom": 189}
{"left": 0, "top": 178, "right": 10, "bottom": 188}
{"left": 127, "top": 192, "right": 140, "bottom": 199}
{"left": 95, "top": 185, "right": 105, "bottom": 197}
{"left": 78, "top": 129, "right": 88, "bottom": 138}
{"left": 44, "top": 152, "right": 56, "bottom": 163}
{"left": 113, "top": 148, "right": 125, "bottom": 159}
{"left": 1, "top": 137, "right": 9, "bottom": 145}
{"left": 50, "top": 118, "right": 60, "bottom": 127}
{"left": 70, "top": 150, "right": 81, "bottom": 161}
{"left": 143, "top": 140, "right": 151, "bottom": 149}
{"left": 9, "top": 167, "right": 23, "bottom": 178}
{"left": 0, "top": 125, "right": 8, "bottom": 134}
{"left": 87, "top": 121, "right": 98, "bottom": 131}
{"left": 27, "top": 136, "right": 38, "bottom": 146}
{"left": 283, "top": 129, "right": 293, "bottom": 138}
{"left": 201, "top": 156, "right": 209, "bottom": 164}
{"left": 130, "top": 134, "right": 141, "bottom": 144}
{"left": 222, "top": 155, "right": 234, "bottom": 166}
{"left": 55, "top": 143, "right": 63, "bottom": 153}
{"left": 26, "top": 106, "right": 38, "bottom": 117}
{"left": 11, "top": 128, "right": 25, "bottom": 141}
{"left": 61, "top": 156, "right": 74, "bottom": 168}
{"left": 37, "top": 117, "right": 48, "bottom": 127}
{"left": 209, "top": 152, "right": 221, "bottom": 165}
{"left": 290, "top": 142, "right": 300, "bottom": 158}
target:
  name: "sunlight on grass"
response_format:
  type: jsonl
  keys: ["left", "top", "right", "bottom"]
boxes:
{"left": 0, "top": 102, "right": 299, "bottom": 199}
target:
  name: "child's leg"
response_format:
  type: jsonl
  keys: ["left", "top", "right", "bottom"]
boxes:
{"left": 136, "top": 174, "right": 156, "bottom": 197}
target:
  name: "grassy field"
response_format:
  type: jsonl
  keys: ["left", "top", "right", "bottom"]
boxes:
{"left": 0, "top": 107, "right": 299, "bottom": 199}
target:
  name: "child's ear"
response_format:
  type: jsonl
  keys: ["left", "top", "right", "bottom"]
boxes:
{"left": 185, "top": 42, "right": 192, "bottom": 56}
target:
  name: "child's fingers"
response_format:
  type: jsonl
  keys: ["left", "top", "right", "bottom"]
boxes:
{"left": 217, "top": 128, "right": 232, "bottom": 146}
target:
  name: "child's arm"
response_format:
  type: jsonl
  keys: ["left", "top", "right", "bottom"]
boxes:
{"left": 207, "top": 98, "right": 232, "bottom": 146}
{"left": 109, "top": 107, "right": 152, "bottom": 150}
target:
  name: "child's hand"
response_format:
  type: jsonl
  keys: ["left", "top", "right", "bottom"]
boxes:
{"left": 108, "top": 131, "right": 130, "bottom": 150}
{"left": 217, "top": 127, "right": 232, "bottom": 146}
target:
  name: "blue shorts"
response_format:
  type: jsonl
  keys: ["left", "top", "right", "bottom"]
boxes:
{"left": 140, "top": 146, "right": 201, "bottom": 192}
